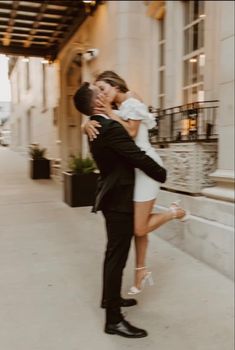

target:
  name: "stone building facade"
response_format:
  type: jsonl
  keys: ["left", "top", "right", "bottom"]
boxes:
{"left": 8, "top": 1, "right": 234, "bottom": 279}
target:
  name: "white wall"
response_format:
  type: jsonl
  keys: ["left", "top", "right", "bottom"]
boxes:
{"left": 10, "top": 58, "right": 60, "bottom": 159}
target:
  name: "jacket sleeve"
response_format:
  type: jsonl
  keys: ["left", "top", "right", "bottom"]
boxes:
{"left": 103, "top": 121, "right": 167, "bottom": 183}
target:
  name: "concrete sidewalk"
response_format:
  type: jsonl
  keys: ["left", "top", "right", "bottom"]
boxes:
{"left": 0, "top": 147, "right": 234, "bottom": 350}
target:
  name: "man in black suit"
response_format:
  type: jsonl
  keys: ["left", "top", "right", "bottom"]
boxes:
{"left": 73, "top": 82, "right": 167, "bottom": 338}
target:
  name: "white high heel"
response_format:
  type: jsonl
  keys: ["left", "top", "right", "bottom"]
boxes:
{"left": 170, "top": 200, "right": 190, "bottom": 222}
{"left": 128, "top": 267, "right": 154, "bottom": 295}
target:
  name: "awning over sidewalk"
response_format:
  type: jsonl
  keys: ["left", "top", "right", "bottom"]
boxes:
{"left": 0, "top": 0, "right": 101, "bottom": 60}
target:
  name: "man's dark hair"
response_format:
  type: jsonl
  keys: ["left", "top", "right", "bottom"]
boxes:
{"left": 73, "top": 82, "right": 94, "bottom": 116}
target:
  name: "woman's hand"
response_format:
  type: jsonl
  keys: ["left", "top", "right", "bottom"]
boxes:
{"left": 82, "top": 120, "right": 101, "bottom": 141}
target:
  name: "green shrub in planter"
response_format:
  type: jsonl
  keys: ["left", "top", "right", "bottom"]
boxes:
{"left": 63, "top": 155, "right": 99, "bottom": 207}
{"left": 29, "top": 144, "right": 50, "bottom": 179}
{"left": 29, "top": 145, "right": 47, "bottom": 160}
{"left": 68, "top": 156, "right": 96, "bottom": 174}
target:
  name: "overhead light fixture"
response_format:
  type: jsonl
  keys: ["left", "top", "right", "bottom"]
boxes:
{"left": 189, "top": 58, "right": 197, "bottom": 63}
{"left": 83, "top": 0, "right": 96, "bottom": 4}
{"left": 83, "top": 0, "right": 96, "bottom": 13}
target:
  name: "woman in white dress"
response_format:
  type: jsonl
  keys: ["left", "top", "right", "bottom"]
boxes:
{"left": 84, "top": 71, "right": 187, "bottom": 294}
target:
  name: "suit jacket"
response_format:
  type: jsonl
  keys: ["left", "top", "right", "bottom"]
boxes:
{"left": 89, "top": 115, "right": 167, "bottom": 213}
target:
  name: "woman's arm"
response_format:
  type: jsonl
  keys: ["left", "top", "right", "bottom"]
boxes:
{"left": 95, "top": 96, "right": 141, "bottom": 138}
{"left": 82, "top": 119, "right": 101, "bottom": 141}
{"left": 107, "top": 109, "right": 140, "bottom": 138}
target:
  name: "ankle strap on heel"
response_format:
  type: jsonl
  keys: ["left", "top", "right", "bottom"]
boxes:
{"left": 170, "top": 207, "right": 178, "bottom": 219}
{"left": 135, "top": 266, "right": 147, "bottom": 270}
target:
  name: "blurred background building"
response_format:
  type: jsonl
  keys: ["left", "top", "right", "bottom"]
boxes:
{"left": 0, "top": 101, "right": 11, "bottom": 146}
{"left": 0, "top": 1, "right": 234, "bottom": 279}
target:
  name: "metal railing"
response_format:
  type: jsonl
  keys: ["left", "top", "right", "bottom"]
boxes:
{"left": 149, "top": 100, "right": 219, "bottom": 144}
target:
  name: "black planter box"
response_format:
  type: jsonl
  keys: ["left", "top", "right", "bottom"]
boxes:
{"left": 30, "top": 158, "right": 51, "bottom": 179}
{"left": 63, "top": 171, "right": 98, "bottom": 207}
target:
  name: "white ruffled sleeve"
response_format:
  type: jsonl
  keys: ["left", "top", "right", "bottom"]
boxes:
{"left": 120, "top": 98, "right": 156, "bottom": 129}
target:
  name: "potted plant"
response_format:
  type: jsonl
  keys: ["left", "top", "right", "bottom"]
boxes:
{"left": 29, "top": 144, "right": 51, "bottom": 179}
{"left": 63, "top": 154, "right": 99, "bottom": 207}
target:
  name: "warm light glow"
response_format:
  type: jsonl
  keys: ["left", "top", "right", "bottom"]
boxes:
{"left": 22, "top": 57, "right": 29, "bottom": 63}
{"left": 2, "top": 37, "right": 10, "bottom": 46}
{"left": 189, "top": 58, "right": 197, "bottom": 63}
{"left": 181, "top": 119, "right": 190, "bottom": 136}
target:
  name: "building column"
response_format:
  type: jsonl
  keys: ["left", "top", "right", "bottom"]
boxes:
{"left": 113, "top": 1, "right": 154, "bottom": 103}
{"left": 204, "top": 0, "right": 220, "bottom": 101}
{"left": 202, "top": 1, "right": 234, "bottom": 202}
{"left": 165, "top": 0, "right": 184, "bottom": 108}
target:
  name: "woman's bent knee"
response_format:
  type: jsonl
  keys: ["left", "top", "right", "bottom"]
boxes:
{"left": 134, "top": 226, "right": 148, "bottom": 237}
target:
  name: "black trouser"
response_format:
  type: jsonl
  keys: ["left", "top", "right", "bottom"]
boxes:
{"left": 102, "top": 210, "right": 133, "bottom": 324}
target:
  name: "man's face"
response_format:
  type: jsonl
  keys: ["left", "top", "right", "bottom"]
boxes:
{"left": 90, "top": 83, "right": 109, "bottom": 110}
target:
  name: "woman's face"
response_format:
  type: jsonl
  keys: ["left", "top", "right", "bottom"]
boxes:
{"left": 95, "top": 80, "right": 118, "bottom": 103}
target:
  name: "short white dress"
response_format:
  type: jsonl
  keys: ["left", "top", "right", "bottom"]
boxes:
{"left": 117, "top": 97, "right": 164, "bottom": 202}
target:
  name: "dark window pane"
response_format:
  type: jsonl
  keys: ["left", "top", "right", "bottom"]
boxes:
{"left": 192, "top": 86, "right": 197, "bottom": 102}
{"left": 159, "top": 96, "right": 164, "bottom": 109}
{"left": 193, "top": 0, "right": 199, "bottom": 20}
{"left": 193, "top": 23, "right": 199, "bottom": 51}
{"left": 184, "top": 60, "right": 189, "bottom": 85}
{"left": 159, "top": 70, "right": 165, "bottom": 94}
{"left": 184, "top": 27, "right": 190, "bottom": 54}
{"left": 184, "top": 89, "right": 188, "bottom": 104}
{"left": 159, "top": 43, "right": 165, "bottom": 66}
{"left": 159, "top": 19, "right": 165, "bottom": 41}
{"left": 192, "top": 58, "right": 198, "bottom": 83}
{"left": 184, "top": 1, "right": 190, "bottom": 25}
{"left": 198, "top": 20, "right": 204, "bottom": 48}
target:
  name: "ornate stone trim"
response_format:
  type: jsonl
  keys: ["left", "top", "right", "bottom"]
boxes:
{"left": 156, "top": 142, "right": 218, "bottom": 193}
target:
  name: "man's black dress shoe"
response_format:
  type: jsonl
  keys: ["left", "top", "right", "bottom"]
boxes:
{"left": 105, "top": 319, "right": 148, "bottom": 338}
{"left": 101, "top": 298, "right": 137, "bottom": 308}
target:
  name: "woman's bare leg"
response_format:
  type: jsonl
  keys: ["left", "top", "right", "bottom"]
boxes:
{"left": 133, "top": 200, "right": 155, "bottom": 289}
{"left": 132, "top": 199, "right": 185, "bottom": 289}
{"left": 134, "top": 200, "right": 185, "bottom": 237}
{"left": 134, "top": 235, "right": 149, "bottom": 288}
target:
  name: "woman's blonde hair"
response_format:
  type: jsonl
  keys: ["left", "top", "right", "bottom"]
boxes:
{"left": 95, "top": 70, "right": 129, "bottom": 93}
